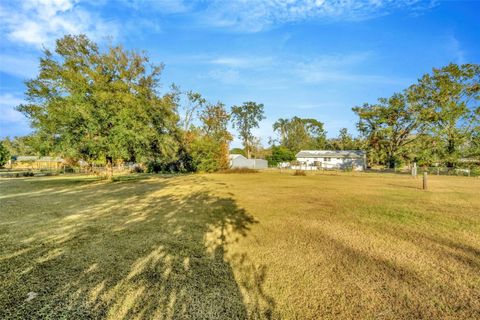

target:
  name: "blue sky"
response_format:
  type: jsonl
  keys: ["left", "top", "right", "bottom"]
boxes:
{"left": 1, "top": 0, "right": 479, "bottom": 147}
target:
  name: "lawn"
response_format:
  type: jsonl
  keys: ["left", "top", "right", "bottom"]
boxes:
{"left": 1, "top": 172, "right": 479, "bottom": 319}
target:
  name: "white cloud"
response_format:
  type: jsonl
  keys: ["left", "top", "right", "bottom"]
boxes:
{"left": 202, "top": 51, "right": 409, "bottom": 87}
{"left": 0, "top": 0, "right": 119, "bottom": 48}
{"left": 200, "top": 0, "right": 437, "bottom": 32}
{"left": 0, "top": 94, "right": 27, "bottom": 125}
{"left": 206, "top": 69, "right": 241, "bottom": 84}
{"left": 291, "top": 52, "right": 408, "bottom": 85}
{"left": 122, "top": 0, "right": 191, "bottom": 13}
{"left": 209, "top": 56, "right": 274, "bottom": 68}
{"left": 114, "top": 0, "right": 437, "bottom": 33}
{"left": 0, "top": 54, "right": 39, "bottom": 79}
{"left": 447, "top": 32, "right": 466, "bottom": 64}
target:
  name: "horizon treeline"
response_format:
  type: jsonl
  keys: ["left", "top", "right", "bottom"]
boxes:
{"left": 1, "top": 35, "right": 479, "bottom": 171}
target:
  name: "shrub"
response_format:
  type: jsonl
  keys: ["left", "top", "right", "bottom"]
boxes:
{"left": 293, "top": 170, "right": 306, "bottom": 176}
{"left": 146, "top": 160, "right": 174, "bottom": 173}
{"left": 147, "top": 151, "right": 195, "bottom": 174}
{"left": 95, "top": 172, "right": 110, "bottom": 180}
{"left": 0, "top": 141, "right": 10, "bottom": 168}
{"left": 220, "top": 168, "right": 258, "bottom": 174}
{"left": 470, "top": 167, "right": 480, "bottom": 177}
{"left": 266, "top": 146, "right": 295, "bottom": 166}
{"left": 22, "top": 171, "right": 35, "bottom": 177}
{"left": 130, "top": 165, "right": 144, "bottom": 173}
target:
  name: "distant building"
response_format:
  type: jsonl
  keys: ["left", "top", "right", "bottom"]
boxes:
{"left": 10, "top": 156, "right": 64, "bottom": 170}
{"left": 229, "top": 154, "right": 268, "bottom": 169}
{"left": 295, "top": 150, "right": 366, "bottom": 171}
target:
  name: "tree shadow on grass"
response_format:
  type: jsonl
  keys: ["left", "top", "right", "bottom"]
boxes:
{"left": 310, "top": 229, "right": 479, "bottom": 319}
{"left": 385, "top": 183, "right": 420, "bottom": 190}
{"left": 0, "top": 175, "right": 277, "bottom": 319}
{"left": 379, "top": 226, "right": 480, "bottom": 271}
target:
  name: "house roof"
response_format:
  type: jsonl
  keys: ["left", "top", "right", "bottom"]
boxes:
{"left": 229, "top": 154, "right": 246, "bottom": 160}
{"left": 296, "top": 150, "right": 366, "bottom": 158}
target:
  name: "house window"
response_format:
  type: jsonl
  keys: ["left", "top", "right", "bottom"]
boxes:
{"left": 324, "top": 157, "right": 330, "bottom": 161}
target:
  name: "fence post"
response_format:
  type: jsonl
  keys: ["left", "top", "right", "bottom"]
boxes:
{"left": 411, "top": 162, "right": 417, "bottom": 178}
{"left": 423, "top": 172, "right": 428, "bottom": 190}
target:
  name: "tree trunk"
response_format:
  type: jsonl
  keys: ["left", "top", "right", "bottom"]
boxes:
{"left": 245, "top": 138, "right": 251, "bottom": 159}
{"left": 446, "top": 137, "right": 456, "bottom": 168}
{"left": 387, "top": 151, "right": 396, "bottom": 169}
{"left": 106, "top": 156, "right": 114, "bottom": 179}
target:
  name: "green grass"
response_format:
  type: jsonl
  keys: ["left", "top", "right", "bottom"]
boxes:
{"left": 1, "top": 172, "right": 479, "bottom": 319}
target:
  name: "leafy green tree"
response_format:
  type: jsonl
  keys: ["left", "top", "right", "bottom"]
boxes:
{"left": 338, "top": 128, "right": 353, "bottom": 149}
{"left": 328, "top": 128, "right": 358, "bottom": 150}
{"left": 200, "top": 102, "right": 231, "bottom": 139}
{"left": 273, "top": 116, "right": 327, "bottom": 153}
{"left": 272, "top": 118, "right": 289, "bottom": 146}
{"left": 16, "top": 34, "right": 179, "bottom": 175}
{"left": 2, "top": 136, "right": 38, "bottom": 156}
{"left": 189, "top": 101, "right": 232, "bottom": 171}
{"left": 229, "top": 148, "right": 246, "bottom": 157}
{"left": 467, "top": 128, "right": 480, "bottom": 158}
{"left": 0, "top": 141, "right": 10, "bottom": 167}
{"left": 409, "top": 63, "right": 480, "bottom": 166}
{"left": 266, "top": 145, "right": 296, "bottom": 166}
{"left": 231, "top": 102, "right": 265, "bottom": 158}
{"left": 353, "top": 92, "right": 426, "bottom": 168}
{"left": 408, "top": 134, "right": 441, "bottom": 167}
{"left": 180, "top": 90, "right": 207, "bottom": 131}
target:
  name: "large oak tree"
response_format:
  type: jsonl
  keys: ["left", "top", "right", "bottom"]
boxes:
{"left": 353, "top": 92, "right": 426, "bottom": 168}
{"left": 17, "top": 35, "right": 179, "bottom": 173}
{"left": 409, "top": 63, "right": 480, "bottom": 166}
{"left": 273, "top": 116, "right": 327, "bottom": 153}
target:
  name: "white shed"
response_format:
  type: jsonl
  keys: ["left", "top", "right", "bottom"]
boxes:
{"left": 295, "top": 150, "right": 366, "bottom": 171}
{"left": 229, "top": 154, "right": 268, "bottom": 169}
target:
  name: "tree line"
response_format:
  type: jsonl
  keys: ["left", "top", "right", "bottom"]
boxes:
{"left": 353, "top": 63, "right": 479, "bottom": 168}
{"left": 0, "top": 35, "right": 265, "bottom": 173}
{"left": 0, "top": 35, "right": 479, "bottom": 171}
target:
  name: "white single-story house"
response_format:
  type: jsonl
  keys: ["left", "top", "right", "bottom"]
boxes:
{"left": 294, "top": 150, "right": 367, "bottom": 171}
{"left": 229, "top": 154, "right": 268, "bottom": 169}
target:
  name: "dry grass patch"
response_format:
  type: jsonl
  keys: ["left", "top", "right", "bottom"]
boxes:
{"left": 292, "top": 170, "right": 306, "bottom": 176}
{"left": 220, "top": 168, "right": 259, "bottom": 174}
{"left": 1, "top": 172, "right": 479, "bottom": 319}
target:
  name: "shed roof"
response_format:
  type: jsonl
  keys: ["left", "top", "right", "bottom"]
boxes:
{"left": 296, "top": 150, "right": 365, "bottom": 158}
{"left": 229, "top": 154, "right": 247, "bottom": 160}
